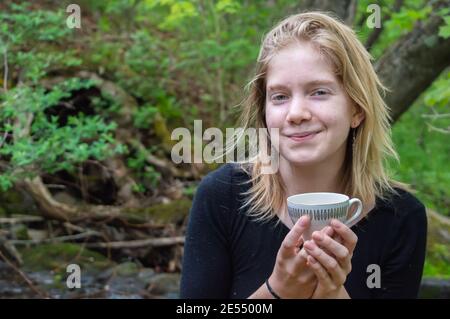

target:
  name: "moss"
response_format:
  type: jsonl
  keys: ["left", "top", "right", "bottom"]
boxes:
{"left": 114, "top": 262, "right": 139, "bottom": 276}
{"left": 153, "top": 112, "right": 175, "bottom": 153}
{"left": 423, "top": 211, "right": 450, "bottom": 278}
{"left": 0, "top": 188, "right": 39, "bottom": 215}
{"left": 0, "top": 189, "right": 22, "bottom": 204}
{"left": 12, "top": 224, "right": 30, "bottom": 240}
{"left": 0, "top": 189, "right": 23, "bottom": 216}
{"left": 125, "top": 199, "right": 192, "bottom": 224}
{"left": 18, "top": 243, "right": 113, "bottom": 273}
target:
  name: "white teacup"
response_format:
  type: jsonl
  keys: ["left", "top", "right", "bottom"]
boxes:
{"left": 287, "top": 192, "right": 363, "bottom": 240}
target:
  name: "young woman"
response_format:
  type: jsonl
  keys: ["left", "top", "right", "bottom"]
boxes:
{"left": 180, "top": 12, "right": 427, "bottom": 299}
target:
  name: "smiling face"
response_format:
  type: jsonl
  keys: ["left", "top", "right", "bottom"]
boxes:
{"left": 265, "top": 41, "right": 361, "bottom": 168}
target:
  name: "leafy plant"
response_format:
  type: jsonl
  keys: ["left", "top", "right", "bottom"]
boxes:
{"left": 0, "top": 3, "right": 125, "bottom": 191}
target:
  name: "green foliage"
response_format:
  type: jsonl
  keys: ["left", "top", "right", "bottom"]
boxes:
{"left": 438, "top": 16, "right": 450, "bottom": 39}
{"left": 424, "top": 243, "right": 450, "bottom": 278}
{"left": 86, "top": 0, "right": 288, "bottom": 126}
{"left": 0, "top": 3, "right": 81, "bottom": 83}
{"left": 0, "top": 4, "right": 125, "bottom": 191}
{"left": 127, "top": 147, "right": 161, "bottom": 191}
{"left": 423, "top": 71, "right": 450, "bottom": 109}
{"left": 390, "top": 92, "right": 450, "bottom": 216}
{"left": 153, "top": 1, "right": 199, "bottom": 30}
{"left": 371, "top": 2, "right": 431, "bottom": 57}
{"left": 0, "top": 79, "right": 126, "bottom": 190}
{"left": 182, "top": 184, "right": 198, "bottom": 199}
{"left": 133, "top": 104, "right": 159, "bottom": 129}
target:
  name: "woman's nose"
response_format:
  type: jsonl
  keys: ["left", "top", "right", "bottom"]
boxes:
{"left": 286, "top": 97, "right": 312, "bottom": 124}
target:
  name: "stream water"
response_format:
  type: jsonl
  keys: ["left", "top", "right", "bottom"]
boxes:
{"left": 0, "top": 260, "right": 181, "bottom": 299}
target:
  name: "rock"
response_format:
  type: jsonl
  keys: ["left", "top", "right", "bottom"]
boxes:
{"left": 113, "top": 262, "right": 139, "bottom": 277}
{"left": 424, "top": 210, "right": 450, "bottom": 278}
{"left": 419, "top": 277, "right": 450, "bottom": 299}
{"left": 53, "top": 192, "right": 79, "bottom": 206}
{"left": 137, "top": 268, "right": 156, "bottom": 283}
{"left": 147, "top": 273, "right": 180, "bottom": 298}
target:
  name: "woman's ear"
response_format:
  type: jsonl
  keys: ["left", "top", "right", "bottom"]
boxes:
{"left": 351, "top": 103, "right": 365, "bottom": 128}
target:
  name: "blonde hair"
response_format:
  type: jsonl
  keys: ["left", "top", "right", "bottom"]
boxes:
{"left": 232, "top": 11, "right": 403, "bottom": 223}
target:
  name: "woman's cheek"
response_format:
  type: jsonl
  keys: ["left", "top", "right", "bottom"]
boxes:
{"left": 265, "top": 108, "right": 285, "bottom": 129}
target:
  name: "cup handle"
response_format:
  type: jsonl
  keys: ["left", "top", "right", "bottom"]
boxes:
{"left": 345, "top": 198, "right": 363, "bottom": 227}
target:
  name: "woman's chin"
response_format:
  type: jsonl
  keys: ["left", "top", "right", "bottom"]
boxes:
{"left": 282, "top": 154, "right": 322, "bottom": 166}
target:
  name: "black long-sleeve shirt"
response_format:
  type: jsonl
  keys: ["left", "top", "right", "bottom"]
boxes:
{"left": 180, "top": 163, "right": 427, "bottom": 299}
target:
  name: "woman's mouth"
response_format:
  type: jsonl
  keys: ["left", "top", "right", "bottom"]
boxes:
{"left": 287, "top": 131, "right": 321, "bottom": 142}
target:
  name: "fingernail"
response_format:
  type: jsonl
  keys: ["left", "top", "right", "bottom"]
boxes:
{"left": 304, "top": 241, "right": 315, "bottom": 250}
{"left": 331, "top": 219, "right": 340, "bottom": 228}
{"left": 315, "top": 233, "right": 323, "bottom": 241}
{"left": 300, "top": 216, "right": 309, "bottom": 226}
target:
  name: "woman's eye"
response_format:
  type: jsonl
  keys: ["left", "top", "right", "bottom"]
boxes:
{"left": 312, "top": 89, "right": 329, "bottom": 96}
{"left": 271, "top": 94, "right": 288, "bottom": 102}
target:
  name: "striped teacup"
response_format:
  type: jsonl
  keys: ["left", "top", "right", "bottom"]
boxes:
{"left": 287, "top": 192, "right": 363, "bottom": 240}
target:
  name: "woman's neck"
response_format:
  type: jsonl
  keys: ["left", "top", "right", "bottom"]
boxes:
{"left": 279, "top": 156, "right": 346, "bottom": 197}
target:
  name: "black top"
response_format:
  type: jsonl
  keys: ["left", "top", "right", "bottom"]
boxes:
{"left": 180, "top": 163, "right": 427, "bottom": 299}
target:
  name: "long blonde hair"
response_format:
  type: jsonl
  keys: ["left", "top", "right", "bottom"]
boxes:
{"left": 232, "top": 11, "right": 402, "bottom": 223}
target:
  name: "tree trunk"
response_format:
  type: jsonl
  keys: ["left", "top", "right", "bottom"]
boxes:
{"left": 295, "top": 0, "right": 357, "bottom": 24}
{"left": 365, "top": 0, "right": 404, "bottom": 51}
{"left": 375, "top": 0, "right": 450, "bottom": 122}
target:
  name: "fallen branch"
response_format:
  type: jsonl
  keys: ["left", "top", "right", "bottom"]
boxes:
{"left": 86, "top": 236, "right": 185, "bottom": 249}
{"left": 0, "top": 250, "right": 49, "bottom": 298}
{"left": 8, "top": 231, "right": 101, "bottom": 245}
{"left": 22, "top": 175, "right": 129, "bottom": 221}
{"left": 0, "top": 215, "right": 44, "bottom": 224}
{"left": 0, "top": 240, "right": 23, "bottom": 265}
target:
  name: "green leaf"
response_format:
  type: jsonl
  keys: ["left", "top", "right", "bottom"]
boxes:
{"left": 438, "top": 16, "right": 450, "bottom": 39}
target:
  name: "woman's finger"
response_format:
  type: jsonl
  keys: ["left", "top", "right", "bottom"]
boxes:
{"left": 307, "top": 256, "right": 337, "bottom": 291}
{"left": 294, "top": 236, "right": 304, "bottom": 255}
{"left": 304, "top": 240, "right": 346, "bottom": 286}
{"left": 312, "top": 231, "right": 350, "bottom": 261}
{"left": 321, "top": 226, "right": 344, "bottom": 245}
{"left": 330, "top": 219, "right": 358, "bottom": 252}
{"left": 280, "top": 216, "right": 310, "bottom": 258}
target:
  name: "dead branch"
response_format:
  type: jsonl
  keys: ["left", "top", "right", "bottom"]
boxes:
{"left": 0, "top": 250, "right": 50, "bottom": 298}
{"left": 426, "top": 123, "right": 450, "bottom": 134}
{"left": 86, "top": 236, "right": 185, "bottom": 249}
{"left": 0, "top": 215, "right": 44, "bottom": 224}
{"left": 22, "top": 175, "right": 130, "bottom": 221}
{"left": 8, "top": 231, "right": 101, "bottom": 245}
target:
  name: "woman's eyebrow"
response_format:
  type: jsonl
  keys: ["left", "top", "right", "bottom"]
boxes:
{"left": 267, "top": 84, "right": 289, "bottom": 91}
{"left": 304, "top": 79, "right": 337, "bottom": 87}
{"left": 267, "top": 79, "right": 337, "bottom": 91}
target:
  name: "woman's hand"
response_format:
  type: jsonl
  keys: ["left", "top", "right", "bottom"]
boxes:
{"left": 268, "top": 215, "right": 318, "bottom": 299}
{"left": 303, "top": 219, "right": 358, "bottom": 299}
